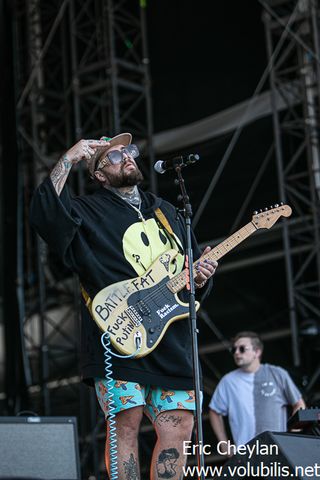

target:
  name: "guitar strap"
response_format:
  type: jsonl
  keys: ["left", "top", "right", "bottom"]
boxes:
{"left": 81, "top": 285, "right": 92, "bottom": 310}
{"left": 154, "top": 207, "right": 174, "bottom": 236}
{"left": 154, "top": 207, "right": 184, "bottom": 255}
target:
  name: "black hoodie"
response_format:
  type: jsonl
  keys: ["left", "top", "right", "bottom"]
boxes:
{"left": 30, "top": 177, "right": 210, "bottom": 389}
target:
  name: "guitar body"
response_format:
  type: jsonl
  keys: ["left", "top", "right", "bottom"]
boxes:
{"left": 91, "top": 249, "right": 200, "bottom": 357}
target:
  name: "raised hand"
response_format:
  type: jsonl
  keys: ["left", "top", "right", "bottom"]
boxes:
{"left": 50, "top": 138, "right": 110, "bottom": 196}
{"left": 64, "top": 139, "right": 110, "bottom": 165}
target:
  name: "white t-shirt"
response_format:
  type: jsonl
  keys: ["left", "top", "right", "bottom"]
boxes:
{"left": 209, "top": 364, "right": 302, "bottom": 445}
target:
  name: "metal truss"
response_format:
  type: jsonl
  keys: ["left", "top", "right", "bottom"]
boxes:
{"left": 262, "top": 0, "right": 320, "bottom": 368}
{"left": 14, "top": 0, "right": 77, "bottom": 415}
{"left": 182, "top": 4, "right": 320, "bottom": 470}
{"left": 197, "top": 0, "right": 320, "bottom": 399}
{"left": 69, "top": 0, "right": 156, "bottom": 192}
{"left": 12, "top": 0, "right": 155, "bottom": 477}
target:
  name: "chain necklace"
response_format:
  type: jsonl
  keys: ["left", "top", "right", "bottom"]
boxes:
{"left": 106, "top": 185, "right": 145, "bottom": 221}
{"left": 126, "top": 198, "right": 145, "bottom": 222}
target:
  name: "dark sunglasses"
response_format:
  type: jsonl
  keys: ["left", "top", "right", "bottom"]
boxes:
{"left": 97, "top": 144, "right": 139, "bottom": 170}
{"left": 230, "top": 345, "right": 251, "bottom": 355}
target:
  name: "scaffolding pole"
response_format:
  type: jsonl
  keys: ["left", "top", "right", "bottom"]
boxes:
{"left": 263, "top": 0, "right": 320, "bottom": 367}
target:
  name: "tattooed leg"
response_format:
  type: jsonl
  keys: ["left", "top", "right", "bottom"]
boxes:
{"left": 123, "top": 453, "right": 140, "bottom": 480}
{"left": 151, "top": 410, "right": 194, "bottom": 480}
{"left": 105, "top": 406, "right": 143, "bottom": 480}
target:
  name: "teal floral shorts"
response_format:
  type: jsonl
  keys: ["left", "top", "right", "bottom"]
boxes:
{"left": 94, "top": 378, "right": 199, "bottom": 423}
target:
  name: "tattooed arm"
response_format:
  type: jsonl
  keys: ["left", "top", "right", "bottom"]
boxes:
{"left": 50, "top": 154, "right": 73, "bottom": 196}
{"left": 50, "top": 138, "right": 110, "bottom": 196}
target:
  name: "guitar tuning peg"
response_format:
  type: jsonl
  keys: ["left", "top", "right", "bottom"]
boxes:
{"left": 253, "top": 210, "right": 258, "bottom": 215}
{"left": 280, "top": 202, "right": 283, "bottom": 205}
{"left": 275, "top": 203, "right": 279, "bottom": 208}
{"left": 264, "top": 207, "right": 268, "bottom": 211}
{"left": 270, "top": 205, "right": 273, "bottom": 209}
{"left": 259, "top": 209, "right": 263, "bottom": 212}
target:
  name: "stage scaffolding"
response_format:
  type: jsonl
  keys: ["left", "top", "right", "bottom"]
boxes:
{"left": 190, "top": 0, "right": 320, "bottom": 372}
{"left": 10, "top": 0, "right": 155, "bottom": 476}
{"left": 184, "top": 0, "right": 320, "bottom": 390}
{"left": 182, "top": 1, "right": 320, "bottom": 468}
{"left": 262, "top": 0, "right": 320, "bottom": 371}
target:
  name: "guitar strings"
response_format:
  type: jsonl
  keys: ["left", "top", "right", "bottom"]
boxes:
{"left": 129, "top": 281, "right": 175, "bottom": 315}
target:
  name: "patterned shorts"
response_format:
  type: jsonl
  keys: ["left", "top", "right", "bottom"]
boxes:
{"left": 94, "top": 378, "right": 199, "bottom": 423}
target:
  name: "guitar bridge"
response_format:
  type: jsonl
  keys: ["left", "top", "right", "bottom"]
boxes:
{"left": 126, "top": 306, "right": 143, "bottom": 326}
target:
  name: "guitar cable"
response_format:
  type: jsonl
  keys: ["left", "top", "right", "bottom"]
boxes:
{"left": 100, "top": 331, "right": 142, "bottom": 480}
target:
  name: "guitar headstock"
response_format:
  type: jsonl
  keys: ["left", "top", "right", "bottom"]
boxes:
{"left": 251, "top": 204, "right": 292, "bottom": 229}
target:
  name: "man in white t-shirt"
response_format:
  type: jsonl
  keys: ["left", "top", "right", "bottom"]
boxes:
{"left": 209, "top": 331, "right": 305, "bottom": 453}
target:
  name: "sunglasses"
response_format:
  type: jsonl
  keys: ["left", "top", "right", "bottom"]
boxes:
{"left": 97, "top": 144, "right": 139, "bottom": 170}
{"left": 230, "top": 345, "right": 251, "bottom": 355}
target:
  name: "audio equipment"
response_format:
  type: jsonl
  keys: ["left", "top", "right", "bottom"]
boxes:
{"left": 0, "top": 416, "right": 80, "bottom": 480}
{"left": 215, "top": 431, "right": 320, "bottom": 480}
{"left": 287, "top": 407, "right": 320, "bottom": 429}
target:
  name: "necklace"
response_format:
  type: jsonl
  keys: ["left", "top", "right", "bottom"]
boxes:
{"left": 127, "top": 198, "right": 145, "bottom": 222}
{"left": 117, "top": 188, "right": 145, "bottom": 221}
{"left": 105, "top": 185, "right": 145, "bottom": 220}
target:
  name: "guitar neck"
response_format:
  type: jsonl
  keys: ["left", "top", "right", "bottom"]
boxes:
{"left": 167, "top": 221, "right": 257, "bottom": 293}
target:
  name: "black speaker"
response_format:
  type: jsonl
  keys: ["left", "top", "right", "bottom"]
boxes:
{"left": 214, "top": 431, "right": 320, "bottom": 479}
{"left": 0, "top": 416, "right": 80, "bottom": 480}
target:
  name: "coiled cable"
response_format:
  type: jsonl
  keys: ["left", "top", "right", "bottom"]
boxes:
{"left": 100, "top": 331, "right": 142, "bottom": 479}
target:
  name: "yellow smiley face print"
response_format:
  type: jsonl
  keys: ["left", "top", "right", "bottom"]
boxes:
{"left": 122, "top": 218, "right": 184, "bottom": 276}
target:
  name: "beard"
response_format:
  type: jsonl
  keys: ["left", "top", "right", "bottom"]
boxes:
{"left": 104, "top": 163, "right": 144, "bottom": 188}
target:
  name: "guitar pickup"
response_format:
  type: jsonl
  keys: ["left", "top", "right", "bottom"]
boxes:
{"left": 126, "top": 306, "right": 143, "bottom": 326}
{"left": 137, "top": 300, "right": 151, "bottom": 316}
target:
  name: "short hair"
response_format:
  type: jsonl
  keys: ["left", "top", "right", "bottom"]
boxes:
{"left": 232, "top": 331, "right": 264, "bottom": 353}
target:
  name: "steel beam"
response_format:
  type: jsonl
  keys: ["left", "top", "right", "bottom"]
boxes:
{"left": 263, "top": 0, "right": 320, "bottom": 366}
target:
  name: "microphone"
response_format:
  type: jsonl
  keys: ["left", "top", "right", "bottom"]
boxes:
{"left": 154, "top": 154, "right": 200, "bottom": 174}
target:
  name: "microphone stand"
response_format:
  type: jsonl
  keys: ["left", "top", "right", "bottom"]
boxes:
{"left": 174, "top": 165, "right": 206, "bottom": 479}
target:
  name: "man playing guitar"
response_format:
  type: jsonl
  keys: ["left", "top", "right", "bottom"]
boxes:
{"left": 30, "top": 133, "right": 217, "bottom": 479}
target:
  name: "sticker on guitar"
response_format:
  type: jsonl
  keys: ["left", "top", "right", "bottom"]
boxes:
{"left": 94, "top": 268, "right": 156, "bottom": 323}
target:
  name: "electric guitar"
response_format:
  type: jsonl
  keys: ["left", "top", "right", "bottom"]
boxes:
{"left": 91, "top": 204, "right": 292, "bottom": 357}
